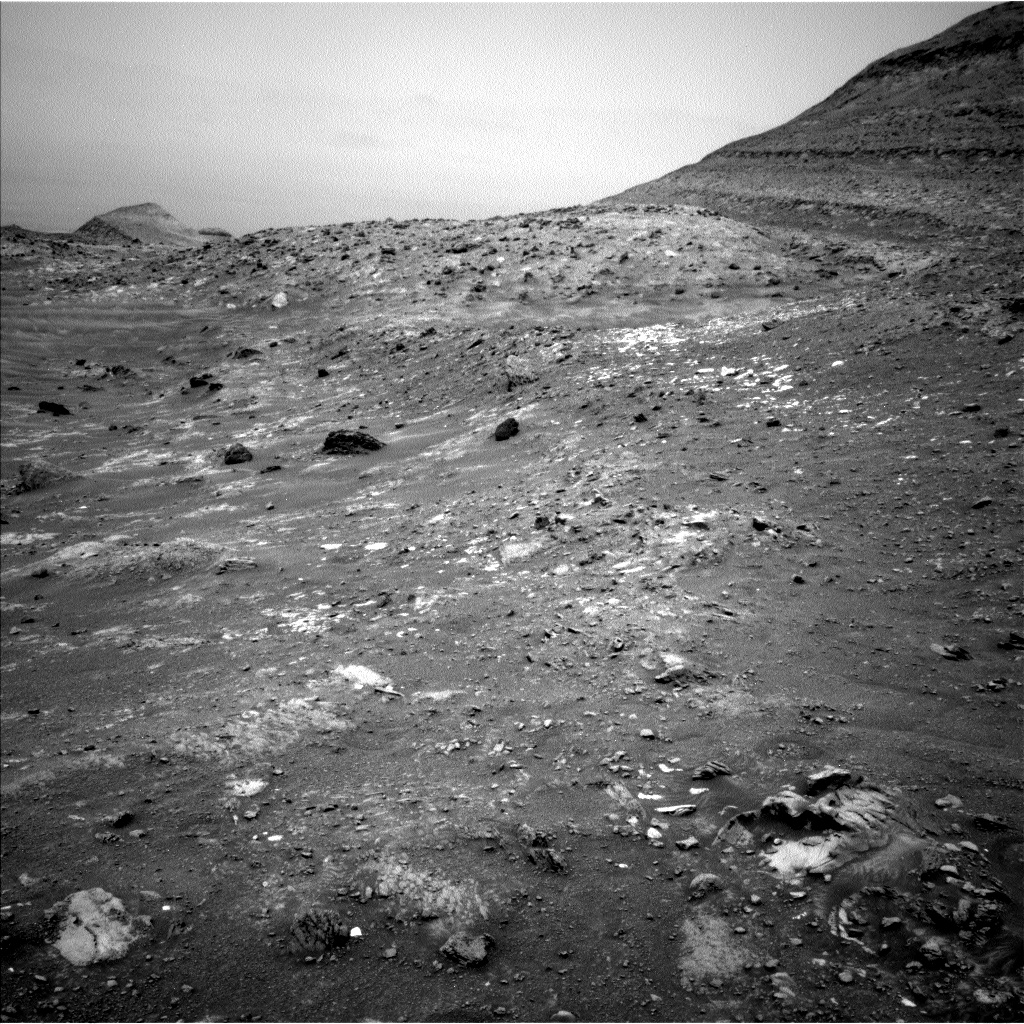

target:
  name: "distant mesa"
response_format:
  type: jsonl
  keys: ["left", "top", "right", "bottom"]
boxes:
{"left": 73, "top": 202, "right": 232, "bottom": 247}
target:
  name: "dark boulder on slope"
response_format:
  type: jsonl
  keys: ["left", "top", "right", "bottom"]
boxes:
{"left": 322, "top": 430, "right": 385, "bottom": 455}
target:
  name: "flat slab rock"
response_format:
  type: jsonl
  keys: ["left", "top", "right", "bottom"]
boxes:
{"left": 322, "top": 430, "right": 385, "bottom": 454}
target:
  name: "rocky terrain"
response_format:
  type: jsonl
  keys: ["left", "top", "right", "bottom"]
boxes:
{"left": 1, "top": 4, "right": 1022, "bottom": 1023}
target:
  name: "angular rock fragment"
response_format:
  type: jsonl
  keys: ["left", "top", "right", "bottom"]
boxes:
{"left": 289, "top": 907, "right": 349, "bottom": 956}
{"left": 223, "top": 443, "right": 253, "bottom": 464}
{"left": 807, "top": 766, "right": 853, "bottom": 794}
{"left": 215, "top": 557, "right": 258, "bottom": 574}
{"left": 440, "top": 931, "right": 494, "bottom": 966}
{"left": 930, "top": 642, "right": 972, "bottom": 660}
{"left": 762, "top": 789, "right": 811, "bottom": 819}
{"left": 519, "top": 824, "right": 569, "bottom": 872}
{"left": 692, "top": 760, "right": 732, "bottom": 780}
{"left": 504, "top": 354, "right": 539, "bottom": 388}
{"left": 322, "top": 430, "right": 385, "bottom": 455}
{"left": 654, "top": 657, "right": 712, "bottom": 686}
{"left": 14, "top": 460, "right": 78, "bottom": 493}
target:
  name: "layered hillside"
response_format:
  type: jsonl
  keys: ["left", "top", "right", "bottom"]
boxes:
{"left": 603, "top": 2, "right": 1023, "bottom": 235}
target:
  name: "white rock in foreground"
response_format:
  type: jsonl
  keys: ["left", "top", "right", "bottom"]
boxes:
{"left": 45, "top": 888, "right": 147, "bottom": 966}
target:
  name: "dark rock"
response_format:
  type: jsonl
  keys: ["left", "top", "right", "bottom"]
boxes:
{"left": 288, "top": 908, "right": 349, "bottom": 955}
{"left": 322, "top": 430, "right": 385, "bottom": 455}
{"left": 440, "top": 931, "right": 494, "bottom": 966}
{"left": 971, "top": 496, "right": 992, "bottom": 509}
{"left": 973, "top": 814, "right": 1012, "bottom": 832}
{"left": 961, "top": 402, "right": 982, "bottom": 413}
{"left": 207, "top": 381, "right": 224, "bottom": 392}
{"left": 495, "top": 417, "right": 519, "bottom": 442}
{"left": 223, "top": 443, "right": 253, "bottom": 465}
{"left": 38, "top": 401, "right": 71, "bottom": 416}
{"left": 14, "top": 461, "right": 76, "bottom": 493}
{"left": 317, "top": 368, "right": 329, "bottom": 378}
{"left": 996, "top": 631, "right": 1024, "bottom": 650}
{"left": 993, "top": 426, "right": 1009, "bottom": 438}
{"left": 232, "top": 347, "right": 261, "bottom": 359}
{"left": 634, "top": 412, "right": 647, "bottom": 423}
{"left": 189, "top": 376, "right": 208, "bottom": 388}
{"left": 692, "top": 760, "right": 732, "bottom": 780}
{"left": 752, "top": 517, "right": 772, "bottom": 531}
{"left": 766, "top": 417, "right": 782, "bottom": 427}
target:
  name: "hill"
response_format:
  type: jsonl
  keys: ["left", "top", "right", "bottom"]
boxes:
{"left": 602, "top": 2, "right": 1024, "bottom": 236}
{"left": 73, "top": 202, "right": 231, "bottom": 246}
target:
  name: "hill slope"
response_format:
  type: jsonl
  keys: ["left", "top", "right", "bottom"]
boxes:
{"left": 603, "top": 2, "right": 1023, "bottom": 235}
{"left": 74, "top": 202, "right": 231, "bottom": 246}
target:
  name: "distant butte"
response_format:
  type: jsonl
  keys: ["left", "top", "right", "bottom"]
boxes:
{"left": 73, "top": 201, "right": 232, "bottom": 247}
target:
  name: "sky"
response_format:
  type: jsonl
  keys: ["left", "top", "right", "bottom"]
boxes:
{"left": 0, "top": 1, "right": 997, "bottom": 235}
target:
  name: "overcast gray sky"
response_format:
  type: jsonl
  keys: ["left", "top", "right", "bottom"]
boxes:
{"left": 0, "top": 2, "right": 995, "bottom": 235}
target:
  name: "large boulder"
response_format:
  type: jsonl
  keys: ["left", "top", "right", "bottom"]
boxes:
{"left": 38, "top": 401, "right": 72, "bottom": 416}
{"left": 223, "top": 443, "right": 253, "bottom": 465}
{"left": 495, "top": 417, "right": 519, "bottom": 442}
{"left": 14, "top": 460, "right": 78, "bottom": 493}
{"left": 322, "top": 430, "right": 385, "bottom": 455}
{"left": 289, "top": 907, "right": 349, "bottom": 956}
{"left": 44, "top": 888, "right": 147, "bottom": 966}
{"left": 504, "top": 354, "right": 539, "bottom": 389}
